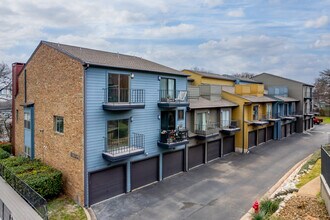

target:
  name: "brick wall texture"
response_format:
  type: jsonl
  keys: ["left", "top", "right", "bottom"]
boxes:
{"left": 14, "top": 43, "right": 85, "bottom": 205}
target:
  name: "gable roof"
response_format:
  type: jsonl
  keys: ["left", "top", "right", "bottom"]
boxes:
{"left": 254, "top": 72, "right": 314, "bottom": 87}
{"left": 41, "top": 41, "right": 187, "bottom": 76}
{"left": 183, "top": 69, "right": 261, "bottom": 83}
{"left": 240, "top": 95, "right": 277, "bottom": 103}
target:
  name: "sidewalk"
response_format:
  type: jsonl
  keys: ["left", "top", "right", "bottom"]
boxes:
{"left": 0, "top": 177, "right": 42, "bottom": 220}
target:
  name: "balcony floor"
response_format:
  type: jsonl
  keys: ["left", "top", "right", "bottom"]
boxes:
{"left": 157, "top": 102, "right": 189, "bottom": 108}
{"left": 102, "top": 146, "right": 145, "bottom": 162}
{"left": 157, "top": 140, "right": 189, "bottom": 149}
{"left": 103, "top": 103, "right": 145, "bottom": 111}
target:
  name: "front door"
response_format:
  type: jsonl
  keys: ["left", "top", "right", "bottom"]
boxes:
{"left": 24, "top": 107, "right": 34, "bottom": 159}
{"left": 161, "top": 111, "right": 176, "bottom": 130}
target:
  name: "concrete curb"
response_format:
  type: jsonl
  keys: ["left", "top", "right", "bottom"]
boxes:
{"left": 240, "top": 153, "right": 313, "bottom": 220}
{"left": 85, "top": 207, "right": 97, "bottom": 220}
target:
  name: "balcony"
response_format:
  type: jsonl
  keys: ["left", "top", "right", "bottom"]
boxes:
{"left": 157, "top": 90, "right": 189, "bottom": 108}
{"left": 266, "top": 113, "right": 281, "bottom": 121}
{"left": 194, "top": 122, "right": 220, "bottom": 139}
{"left": 250, "top": 115, "right": 270, "bottom": 126}
{"left": 102, "top": 133, "right": 145, "bottom": 162}
{"left": 103, "top": 87, "right": 145, "bottom": 111}
{"left": 157, "top": 129, "right": 189, "bottom": 149}
{"left": 291, "top": 111, "right": 303, "bottom": 118}
{"left": 220, "top": 120, "right": 241, "bottom": 135}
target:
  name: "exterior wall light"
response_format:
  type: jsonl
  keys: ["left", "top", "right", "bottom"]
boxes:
{"left": 158, "top": 76, "right": 161, "bottom": 81}
{"left": 158, "top": 115, "right": 161, "bottom": 120}
{"left": 131, "top": 73, "right": 135, "bottom": 79}
{"left": 130, "top": 116, "right": 133, "bottom": 122}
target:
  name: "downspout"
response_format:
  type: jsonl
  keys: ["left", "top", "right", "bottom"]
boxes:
{"left": 242, "top": 104, "right": 245, "bottom": 154}
{"left": 83, "top": 63, "right": 89, "bottom": 207}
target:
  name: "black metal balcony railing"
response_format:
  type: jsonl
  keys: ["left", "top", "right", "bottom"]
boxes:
{"left": 321, "top": 145, "right": 330, "bottom": 188}
{"left": 220, "top": 120, "right": 240, "bottom": 129}
{"left": 158, "top": 90, "right": 188, "bottom": 103}
{"left": 103, "top": 133, "right": 145, "bottom": 162}
{"left": 194, "top": 122, "right": 219, "bottom": 136}
{"left": 304, "top": 91, "right": 312, "bottom": 98}
{"left": 158, "top": 129, "right": 189, "bottom": 149}
{"left": 106, "top": 87, "right": 145, "bottom": 104}
{"left": 0, "top": 163, "right": 48, "bottom": 219}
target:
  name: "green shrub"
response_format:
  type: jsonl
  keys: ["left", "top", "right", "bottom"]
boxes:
{"left": 252, "top": 210, "right": 266, "bottom": 220}
{"left": 0, "top": 143, "right": 12, "bottom": 154}
{"left": 0, "top": 156, "right": 63, "bottom": 199}
{"left": 0, "top": 148, "right": 10, "bottom": 159}
{"left": 260, "top": 199, "right": 280, "bottom": 216}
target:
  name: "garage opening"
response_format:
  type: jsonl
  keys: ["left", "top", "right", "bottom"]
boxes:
{"left": 223, "top": 136, "right": 235, "bottom": 155}
{"left": 188, "top": 144, "right": 205, "bottom": 169}
{"left": 248, "top": 130, "right": 257, "bottom": 148}
{"left": 207, "top": 140, "right": 221, "bottom": 161}
{"left": 163, "top": 150, "right": 184, "bottom": 178}
{"left": 131, "top": 157, "right": 159, "bottom": 190}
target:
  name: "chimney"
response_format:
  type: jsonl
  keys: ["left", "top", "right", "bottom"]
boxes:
{"left": 11, "top": 62, "right": 25, "bottom": 154}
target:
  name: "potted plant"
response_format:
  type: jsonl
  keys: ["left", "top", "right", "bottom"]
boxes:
{"left": 160, "top": 130, "right": 167, "bottom": 143}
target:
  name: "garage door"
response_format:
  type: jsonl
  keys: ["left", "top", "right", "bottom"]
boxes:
{"left": 89, "top": 165, "right": 126, "bottom": 205}
{"left": 281, "top": 125, "right": 286, "bottom": 138}
{"left": 258, "top": 128, "right": 266, "bottom": 145}
{"left": 131, "top": 157, "right": 159, "bottom": 190}
{"left": 310, "top": 118, "right": 313, "bottom": 128}
{"left": 188, "top": 144, "right": 205, "bottom": 169}
{"left": 304, "top": 119, "right": 308, "bottom": 130}
{"left": 207, "top": 140, "right": 221, "bottom": 161}
{"left": 308, "top": 119, "right": 311, "bottom": 129}
{"left": 163, "top": 150, "right": 184, "bottom": 178}
{"left": 223, "top": 136, "right": 235, "bottom": 155}
{"left": 248, "top": 131, "right": 257, "bottom": 148}
{"left": 286, "top": 123, "right": 291, "bottom": 136}
{"left": 267, "top": 126, "right": 274, "bottom": 141}
{"left": 291, "top": 122, "right": 296, "bottom": 133}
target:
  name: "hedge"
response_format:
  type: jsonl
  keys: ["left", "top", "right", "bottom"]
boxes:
{"left": 0, "top": 148, "right": 10, "bottom": 159}
{"left": 0, "top": 143, "right": 12, "bottom": 154}
{"left": 0, "top": 157, "right": 62, "bottom": 199}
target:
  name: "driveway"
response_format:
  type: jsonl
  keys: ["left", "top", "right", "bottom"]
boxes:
{"left": 92, "top": 124, "right": 330, "bottom": 220}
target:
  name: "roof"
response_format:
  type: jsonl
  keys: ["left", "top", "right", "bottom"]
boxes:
{"left": 273, "top": 95, "right": 299, "bottom": 102}
{"left": 222, "top": 86, "right": 235, "bottom": 93}
{"left": 254, "top": 73, "right": 314, "bottom": 87}
{"left": 241, "top": 95, "right": 277, "bottom": 103}
{"left": 42, "top": 41, "right": 187, "bottom": 76}
{"left": 183, "top": 69, "right": 261, "bottom": 83}
{"left": 189, "top": 97, "right": 238, "bottom": 109}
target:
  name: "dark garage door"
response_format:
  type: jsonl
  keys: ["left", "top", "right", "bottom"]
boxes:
{"left": 307, "top": 119, "right": 310, "bottom": 129}
{"left": 223, "top": 136, "right": 235, "bottom": 155}
{"left": 310, "top": 118, "right": 313, "bottom": 128}
{"left": 292, "top": 122, "right": 296, "bottom": 133}
{"left": 163, "top": 150, "right": 184, "bottom": 178}
{"left": 188, "top": 144, "right": 205, "bottom": 169}
{"left": 267, "top": 126, "right": 274, "bottom": 141}
{"left": 207, "top": 140, "right": 221, "bottom": 161}
{"left": 281, "top": 125, "right": 286, "bottom": 138}
{"left": 248, "top": 131, "right": 257, "bottom": 148}
{"left": 304, "top": 119, "right": 308, "bottom": 130}
{"left": 131, "top": 157, "right": 159, "bottom": 190}
{"left": 89, "top": 165, "right": 126, "bottom": 205}
{"left": 258, "top": 128, "right": 266, "bottom": 145}
{"left": 286, "top": 123, "right": 291, "bottom": 136}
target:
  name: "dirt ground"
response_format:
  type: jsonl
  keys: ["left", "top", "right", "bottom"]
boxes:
{"left": 277, "top": 195, "right": 330, "bottom": 220}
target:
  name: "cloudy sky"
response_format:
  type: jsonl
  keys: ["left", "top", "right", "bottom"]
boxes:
{"left": 1, "top": 0, "right": 329, "bottom": 83}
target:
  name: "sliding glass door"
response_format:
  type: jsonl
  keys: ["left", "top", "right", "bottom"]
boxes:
{"left": 108, "top": 74, "right": 129, "bottom": 102}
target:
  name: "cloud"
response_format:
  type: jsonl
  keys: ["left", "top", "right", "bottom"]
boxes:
{"left": 202, "top": 0, "right": 224, "bottom": 8}
{"left": 305, "top": 15, "right": 328, "bottom": 28}
{"left": 144, "top": 24, "right": 195, "bottom": 38}
{"left": 227, "top": 8, "right": 245, "bottom": 17}
{"left": 313, "top": 34, "right": 330, "bottom": 48}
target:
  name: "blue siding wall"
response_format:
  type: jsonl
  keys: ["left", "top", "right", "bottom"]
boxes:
{"left": 268, "top": 86, "right": 288, "bottom": 97}
{"left": 85, "top": 67, "right": 187, "bottom": 172}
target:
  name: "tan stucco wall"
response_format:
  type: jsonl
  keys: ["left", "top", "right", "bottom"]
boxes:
{"left": 14, "top": 43, "right": 85, "bottom": 205}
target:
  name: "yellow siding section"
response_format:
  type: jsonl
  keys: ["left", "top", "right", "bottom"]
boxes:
{"left": 183, "top": 70, "right": 234, "bottom": 86}
{"left": 235, "top": 84, "right": 264, "bottom": 96}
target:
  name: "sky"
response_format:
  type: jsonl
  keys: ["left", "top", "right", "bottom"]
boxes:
{"left": 0, "top": 0, "right": 329, "bottom": 83}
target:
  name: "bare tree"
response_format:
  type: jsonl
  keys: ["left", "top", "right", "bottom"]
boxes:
{"left": 232, "top": 72, "right": 256, "bottom": 79}
{"left": 314, "top": 69, "right": 330, "bottom": 105}
{"left": 0, "top": 62, "right": 12, "bottom": 101}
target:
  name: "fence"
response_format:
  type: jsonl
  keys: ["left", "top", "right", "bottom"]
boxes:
{"left": 0, "top": 163, "right": 48, "bottom": 219}
{"left": 321, "top": 145, "right": 330, "bottom": 187}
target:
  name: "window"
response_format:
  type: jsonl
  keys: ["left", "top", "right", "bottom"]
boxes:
{"left": 161, "top": 111, "right": 176, "bottom": 130}
{"left": 266, "top": 104, "right": 272, "bottom": 118}
{"left": 24, "top": 146, "right": 31, "bottom": 158}
{"left": 160, "top": 78, "right": 176, "bottom": 100}
{"left": 16, "top": 109, "right": 19, "bottom": 122}
{"left": 274, "top": 88, "right": 280, "bottom": 95}
{"left": 108, "top": 73, "right": 129, "bottom": 102}
{"left": 220, "top": 109, "right": 230, "bottom": 128}
{"left": 178, "top": 110, "right": 184, "bottom": 120}
{"left": 196, "top": 112, "right": 207, "bottom": 131}
{"left": 292, "top": 102, "right": 296, "bottom": 114}
{"left": 24, "top": 112, "right": 31, "bottom": 129}
{"left": 253, "top": 105, "right": 259, "bottom": 120}
{"left": 107, "top": 119, "right": 129, "bottom": 150}
{"left": 284, "top": 104, "right": 288, "bottom": 116}
{"left": 54, "top": 116, "right": 64, "bottom": 133}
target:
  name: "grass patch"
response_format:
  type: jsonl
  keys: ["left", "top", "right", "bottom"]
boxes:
{"left": 319, "top": 116, "right": 330, "bottom": 124}
{"left": 251, "top": 198, "right": 282, "bottom": 220}
{"left": 296, "top": 159, "right": 321, "bottom": 188}
{"left": 47, "top": 195, "right": 87, "bottom": 220}
{"left": 298, "top": 149, "right": 321, "bottom": 174}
